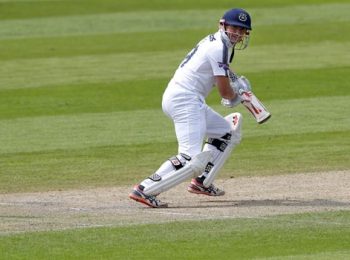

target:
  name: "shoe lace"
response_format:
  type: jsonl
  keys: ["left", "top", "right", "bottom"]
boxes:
{"left": 147, "top": 194, "right": 162, "bottom": 205}
{"left": 208, "top": 184, "right": 220, "bottom": 193}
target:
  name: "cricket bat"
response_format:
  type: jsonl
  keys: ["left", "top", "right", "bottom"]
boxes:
{"left": 241, "top": 91, "right": 271, "bottom": 124}
{"left": 228, "top": 70, "right": 271, "bottom": 124}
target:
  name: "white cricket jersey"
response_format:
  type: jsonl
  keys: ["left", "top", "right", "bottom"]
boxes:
{"left": 169, "top": 31, "right": 233, "bottom": 100}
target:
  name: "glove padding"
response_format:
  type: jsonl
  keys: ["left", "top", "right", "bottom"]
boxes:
{"left": 221, "top": 90, "right": 253, "bottom": 107}
{"left": 221, "top": 96, "right": 240, "bottom": 108}
{"left": 230, "top": 75, "right": 252, "bottom": 94}
{"left": 221, "top": 75, "right": 252, "bottom": 108}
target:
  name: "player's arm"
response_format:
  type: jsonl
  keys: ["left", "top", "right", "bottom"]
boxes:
{"left": 221, "top": 73, "right": 272, "bottom": 124}
{"left": 215, "top": 75, "right": 238, "bottom": 100}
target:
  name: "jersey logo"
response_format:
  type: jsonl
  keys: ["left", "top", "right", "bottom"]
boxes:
{"left": 218, "top": 62, "right": 229, "bottom": 71}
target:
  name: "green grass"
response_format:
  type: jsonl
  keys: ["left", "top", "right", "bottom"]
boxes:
{"left": 1, "top": 95, "right": 349, "bottom": 192}
{"left": 1, "top": 130, "right": 349, "bottom": 193}
{"left": 1, "top": 211, "right": 349, "bottom": 259}
{"left": 1, "top": 21, "right": 349, "bottom": 61}
{"left": 0, "top": 66, "right": 348, "bottom": 120}
{"left": 1, "top": 4, "right": 349, "bottom": 40}
{"left": 1, "top": 41, "right": 349, "bottom": 91}
{"left": 0, "top": 0, "right": 350, "bottom": 258}
{"left": 0, "top": 0, "right": 349, "bottom": 193}
{"left": 1, "top": 0, "right": 348, "bottom": 20}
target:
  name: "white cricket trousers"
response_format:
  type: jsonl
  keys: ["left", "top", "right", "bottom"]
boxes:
{"left": 162, "top": 85, "right": 231, "bottom": 158}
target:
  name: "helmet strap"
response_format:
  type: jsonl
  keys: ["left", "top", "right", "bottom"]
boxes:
{"left": 229, "top": 49, "right": 235, "bottom": 63}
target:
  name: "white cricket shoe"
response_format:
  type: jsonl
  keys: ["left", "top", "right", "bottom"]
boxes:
{"left": 129, "top": 185, "right": 168, "bottom": 208}
{"left": 187, "top": 178, "right": 225, "bottom": 196}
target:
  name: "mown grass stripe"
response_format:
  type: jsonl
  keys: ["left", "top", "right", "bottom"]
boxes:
{"left": 0, "top": 41, "right": 349, "bottom": 90}
{"left": 0, "top": 3, "right": 349, "bottom": 40}
{"left": 257, "top": 250, "right": 350, "bottom": 260}
{"left": 1, "top": 21, "right": 348, "bottom": 61}
{"left": 0, "top": 96, "right": 348, "bottom": 154}
{"left": 0, "top": 211, "right": 349, "bottom": 259}
{"left": 1, "top": 0, "right": 347, "bottom": 20}
{"left": 2, "top": 0, "right": 349, "bottom": 20}
{"left": 0, "top": 131, "right": 349, "bottom": 192}
{"left": 0, "top": 66, "right": 348, "bottom": 120}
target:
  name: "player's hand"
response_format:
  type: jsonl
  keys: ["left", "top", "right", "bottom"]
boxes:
{"left": 221, "top": 89, "right": 253, "bottom": 108}
{"left": 221, "top": 97, "right": 240, "bottom": 108}
{"left": 238, "top": 89, "right": 253, "bottom": 103}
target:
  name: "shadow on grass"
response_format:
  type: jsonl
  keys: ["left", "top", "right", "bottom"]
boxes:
{"left": 169, "top": 199, "right": 350, "bottom": 209}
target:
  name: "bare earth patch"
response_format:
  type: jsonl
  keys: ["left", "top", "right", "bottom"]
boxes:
{"left": 0, "top": 170, "right": 349, "bottom": 235}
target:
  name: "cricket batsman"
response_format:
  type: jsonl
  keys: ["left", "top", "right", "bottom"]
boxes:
{"left": 129, "top": 8, "right": 270, "bottom": 208}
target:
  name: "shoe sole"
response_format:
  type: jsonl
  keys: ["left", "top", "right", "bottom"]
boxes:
{"left": 187, "top": 185, "right": 225, "bottom": 196}
{"left": 129, "top": 193, "right": 168, "bottom": 208}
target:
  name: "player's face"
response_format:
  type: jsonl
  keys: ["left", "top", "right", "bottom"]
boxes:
{"left": 225, "top": 25, "right": 249, "bottom": 44}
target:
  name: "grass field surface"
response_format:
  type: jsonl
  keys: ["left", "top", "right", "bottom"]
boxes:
{"left": 0, "top": 0, "right": 349, "bottom": 258}
{"left": 1, "top": 211, "right": 349, "bottom": 259}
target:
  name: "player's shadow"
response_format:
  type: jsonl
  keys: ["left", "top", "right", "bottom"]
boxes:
{"left": 170, "top": 199, "right": 350, "bottom": 209}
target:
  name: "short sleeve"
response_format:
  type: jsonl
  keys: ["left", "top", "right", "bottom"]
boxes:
{"left": 207, "top": 44, "right": 229, "bottom": 77}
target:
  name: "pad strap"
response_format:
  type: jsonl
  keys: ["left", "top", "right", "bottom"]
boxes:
{"left": 221, "top": 133, "right": 232, "bottom": 141}
{"left": 204, "top": 162, "right": 214, "bottom": 173}
{"left": 206, "top": 138, "right": 228, "bottom": 152}
{"left": 168, "top": 153, "right": 191, "bottom": 170}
